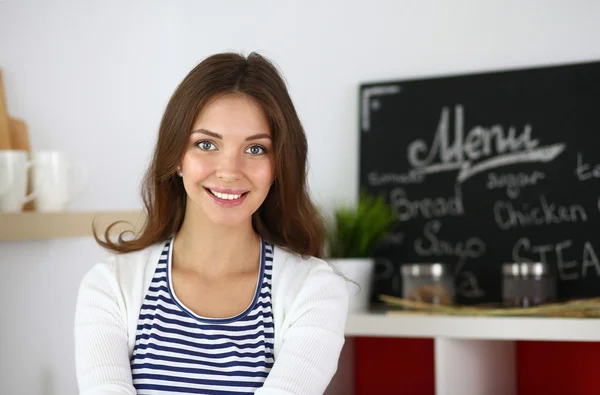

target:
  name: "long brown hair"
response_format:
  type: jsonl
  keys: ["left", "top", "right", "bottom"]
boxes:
{"left": 94, "top": 52, "right": 325, "bottom": 257}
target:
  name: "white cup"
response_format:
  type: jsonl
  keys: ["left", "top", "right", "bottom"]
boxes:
{"left": 0, "top": 150, "right": 37, "bottom": 212}
{"left": 31, "top": 150, "right": 88, "bottom": 212}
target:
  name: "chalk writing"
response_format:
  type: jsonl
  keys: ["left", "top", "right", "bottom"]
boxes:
{"left": 383, "top": 232, "right": 405, "bottom": 245}
{"left": 361, "top": 85, "right": 401, "bottom": 132}
{"left": 458, "top": 271, "right": 485, "bottom": 298}
{"left": 406, "top": 105, "right": 566, "bottom": 183}
{"left": 414, "top": 219, "right": 486, "bottom": 278}
{"left": 512, "top": 238, "right": 600, "bottom": 281}
{"left": 372, "top": 259, "right": 401, "bottom": 294}
{"left": 414, "top": 220, "right": 486, "bottom": 262}
{"left": 575, "top": 153, "right": 600, "bottom": 181}
{"left": 390, "top": 185, "right": 464, "bottom": 221}
{"left": 486, "top": 171, "right": 545, "bottom": 199}
{"left": 367, "top": 171, "right": 425, "bottom": 186}
{"left": 494, "top": 196, "right": 587, "bottom": 230}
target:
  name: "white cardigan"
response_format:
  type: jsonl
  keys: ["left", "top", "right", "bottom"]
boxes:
{"left": 74, "top": 240, "right": 349, "bottom": 395}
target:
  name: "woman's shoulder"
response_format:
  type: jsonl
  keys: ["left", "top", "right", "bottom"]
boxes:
{"left": 272, "top": 245, "right": 332, "bottom": 274}
{"left": 80, "top": 241, "right": 166, "bottom": 290}
{"left": 270, "top": 244, "right": 349, "bottom": 331}
{"left": 271, "top": 244, "right": 348, "bottom": 292}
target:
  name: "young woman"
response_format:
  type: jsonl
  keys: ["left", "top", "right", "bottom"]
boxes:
{"left": 74, "top": 52, "right": 349, "bottom": 395}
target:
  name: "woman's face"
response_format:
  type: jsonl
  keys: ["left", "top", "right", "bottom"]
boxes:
{"left": 179, "top": 94, "right": 275, "bottom": 228}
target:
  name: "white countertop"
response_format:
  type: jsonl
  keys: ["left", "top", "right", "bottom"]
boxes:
{"left": 345, "top": 310, "right": 600, "bottom": 341}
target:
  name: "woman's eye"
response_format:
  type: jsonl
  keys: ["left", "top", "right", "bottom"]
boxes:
{"left": 246, "top": 145, "right": 266, "bottom": 155}
{"left": 196, "top": 141, "right": 216, "bottom": 151}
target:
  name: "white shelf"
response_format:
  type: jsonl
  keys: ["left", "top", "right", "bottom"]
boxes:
{"left": 345, "top": 311, "right": 600, "bottom": 341}
{"left": 0, "top": 210, "right": 144, "bottom": 241}
{"left": 332, "top": 312, "right": 600, "bottom": 395}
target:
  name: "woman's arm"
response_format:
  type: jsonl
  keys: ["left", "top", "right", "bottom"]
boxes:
{"left": 256, "top": 263, "right": 350, "bottom": 395}
{"left": 74, "top": 262, "right": 136, "bottom": 395}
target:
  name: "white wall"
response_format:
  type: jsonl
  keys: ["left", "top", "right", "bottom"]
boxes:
{"left": 1, "top": 0, "right": 599, "bottom": 393}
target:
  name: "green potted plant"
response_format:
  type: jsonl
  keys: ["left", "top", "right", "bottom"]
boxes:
{"left": 324, "top": 191, "right": 397, "bottom": 312}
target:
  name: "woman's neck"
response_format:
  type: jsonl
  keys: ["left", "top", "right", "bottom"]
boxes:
{"left": 173, "top": 211, "right": 260, "bottom": 277}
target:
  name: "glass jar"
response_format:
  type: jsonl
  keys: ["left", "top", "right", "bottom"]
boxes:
{"left": 502, "top": 262, "right": 556, "bottom": 307}
{"left": 401, "top": 263, "right": 454, "bottom": 305}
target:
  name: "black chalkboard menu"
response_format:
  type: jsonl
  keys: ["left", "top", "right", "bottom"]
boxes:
{"left": 359, "top": 60, "right": 600, "bottom": 305}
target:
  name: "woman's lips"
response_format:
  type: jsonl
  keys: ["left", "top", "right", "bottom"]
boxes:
{"left": 204, "top": 187, "right": 248, "bottom": 206}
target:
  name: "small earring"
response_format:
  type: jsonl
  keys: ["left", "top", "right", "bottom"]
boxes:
{"left": 177, "top": 167, "right": 183, "bottom": 177}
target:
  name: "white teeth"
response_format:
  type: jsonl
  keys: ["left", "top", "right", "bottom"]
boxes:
{"left": 210, "top": 189, "right": 242, "bottom": 200}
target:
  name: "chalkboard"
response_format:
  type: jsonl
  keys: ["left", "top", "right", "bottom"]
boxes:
{"left": 359, "top": 60, "right": 600, "bottom": 305}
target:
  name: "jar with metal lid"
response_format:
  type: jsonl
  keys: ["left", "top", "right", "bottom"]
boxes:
{"left": 401, "top": 263, "right": 454, "bottom": 305}
{"left": 502, "top": 262, "right": 556, "bottom": 307}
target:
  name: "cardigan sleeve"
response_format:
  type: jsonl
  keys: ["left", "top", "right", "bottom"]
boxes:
{"left": 256, "top": 262, "right": 349, "bottom": 395}
{"left": 74, "top": 261, "right": 136, "bottom": 395}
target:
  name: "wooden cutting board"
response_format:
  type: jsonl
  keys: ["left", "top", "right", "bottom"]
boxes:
{"left": 0, "top": 70, "right": 12, "bottom": 149}
{"left": 8, "top": 117, "right": 30, "bottom": 151}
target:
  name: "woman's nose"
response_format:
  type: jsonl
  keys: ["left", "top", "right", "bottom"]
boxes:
{"left": 215, "top": 152, "right": 242, "bottom": 182}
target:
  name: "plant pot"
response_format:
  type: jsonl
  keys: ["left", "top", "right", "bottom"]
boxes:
{"left": 328, "top": 257, "right": 375, "bottom": 312}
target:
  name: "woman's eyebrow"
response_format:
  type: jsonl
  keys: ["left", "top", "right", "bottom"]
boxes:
{"left": 191, "top": 128, "right": 222, "bottom": 139}
{"left": 191, "top": 129, "right": 272, "bottom": 141}
{"left": 245, "top": 133, "right": 272, "bottom": 141}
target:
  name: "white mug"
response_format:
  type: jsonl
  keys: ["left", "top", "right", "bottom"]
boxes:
{"left": 31, "top": 150, "right": 88, "bottom": 212}
{"left": 0, "top": 150, "right": 37, "bottom": 212}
